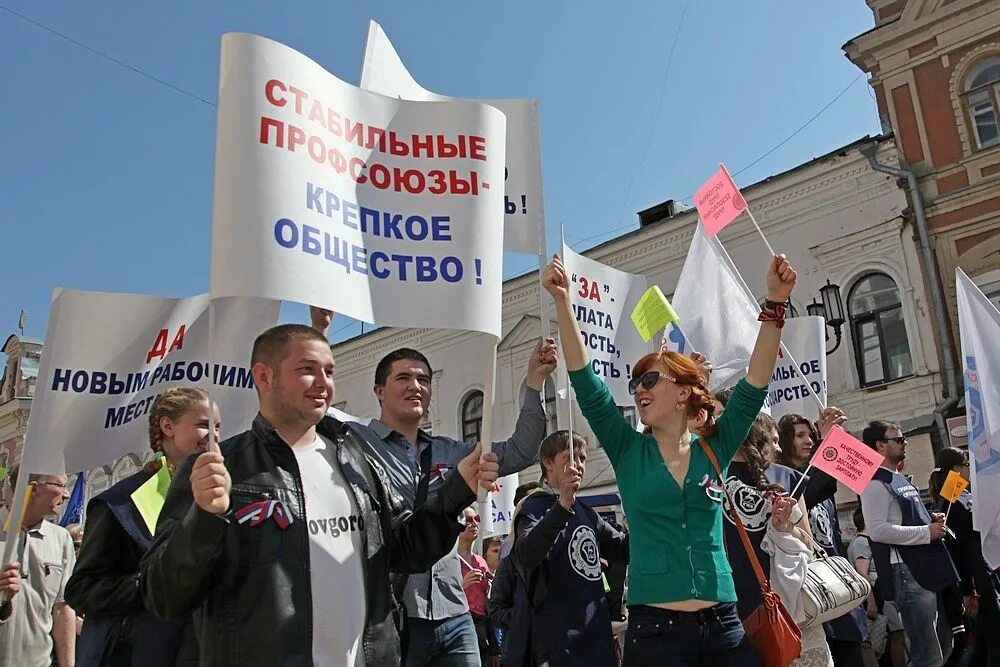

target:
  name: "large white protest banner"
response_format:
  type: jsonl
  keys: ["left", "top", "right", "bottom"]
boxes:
{"left": 210, "top": 33, "right": 507, "bottom": 338}
{"left": 763, "top": 317, "right": 827, "bottom": 420}
{"left": 672, "top": 224, "right": 760, "bottom": 390}
{"left": 360, "top": 21, "right": 544, "bottom": 255}
{"left": 956, "top": 268, "right": 1000, "bottom": 568}
{"left": 562, "top": 244, "right": 648, "bottom": 405}
{"left": 20, "top": 291, "right": 279, "bottom": 475}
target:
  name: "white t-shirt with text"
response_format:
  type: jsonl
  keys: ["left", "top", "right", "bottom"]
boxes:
{"left": 295, "top": 434, "right": 367, "bottom": 666}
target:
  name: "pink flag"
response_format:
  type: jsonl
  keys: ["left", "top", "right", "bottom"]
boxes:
{"left": 811, "top": 428, "right": 885, "bottom": 495}
{"left": 693, "top": 164, "right": 747, "bottom": 236}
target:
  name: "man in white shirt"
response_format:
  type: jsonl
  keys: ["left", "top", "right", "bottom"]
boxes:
{"left": 142, "top": 324, "right": 499, "bottom": 666}
{"left": 860, "top": 420, "right": 958, "bottom": 667}
{"left": 0, "top": 466, "right": 77, "bottom": 667}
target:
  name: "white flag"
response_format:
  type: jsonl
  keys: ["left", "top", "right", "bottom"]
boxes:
{"left": 956, "top": 268, "right": 1000, "bottom": 568}
{"left": 360, "top": 21, "right": 544, "bottom": 255}
{"left": 672, "top": 224, "right": 760, "bottom": 390}
{"left": 20, "top": 291, "right": 279, "bottom": 475}
{"left": 561, "top": 243, "right": 648, "bottom": 405}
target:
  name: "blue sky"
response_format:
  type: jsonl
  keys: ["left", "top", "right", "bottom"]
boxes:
{"left": 1, "top": 1, "right": 880, "bottom": 348}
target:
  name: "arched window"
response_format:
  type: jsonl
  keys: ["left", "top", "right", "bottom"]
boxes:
{"left": 848, "top": 273, "right": 913, "bottom": 387}
{"left": 964, "top": 57, "right": 1000, "bottom": 150}
{"left": 461, "top": 391, "right": 484, "bottom": 444}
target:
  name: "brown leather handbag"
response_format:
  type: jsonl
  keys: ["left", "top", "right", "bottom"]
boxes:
{"left": 698, "top": 437, "right": 802, "bottom": 667}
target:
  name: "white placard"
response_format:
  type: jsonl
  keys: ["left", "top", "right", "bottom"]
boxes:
{"left": 763, "top": 317, "right": 828, "bottom": 420}
{"left": 562, "top": 244, "right": 648, "bottom": 405}
{"left": 210, "top": 33, "right": 507, "bottom": 338}
{"left": 360, "top": 21, "right": 543, "bottom": 255}
{"left": 20, "top": 291, "right": 279, "bottom": 475}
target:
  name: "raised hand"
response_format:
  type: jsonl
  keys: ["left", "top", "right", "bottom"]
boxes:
{"left": 542, "top": 255, "right": 570, "bottom": 303}
{"left": 559, "top": 464, "right": 582, "bottom": 510}
{"left": 309, "top": 306, "right": 333, "bottom": 337}
{"left": 817, "top": 407, "right": 847, "bottom": 439}
{"left": 457, "top": 443, "right": 500, "bottom": 495}
{"left": 527, "top": 337, "right": 559, "bottom": 389}
{"left": 191, "top": 451, "right": 232, "bottom": 515}
{"left": 766, "top": 254, "right": 797, "bottom": 303}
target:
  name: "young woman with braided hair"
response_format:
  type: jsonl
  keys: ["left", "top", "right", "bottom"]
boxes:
{"left": 724, "top": 414, "right": 832, "bottom": 667}
{"left": 65, "top": 387, "right": 220, "bottom": 666}
{"left": 543, "top": 253, "right": 798, "bottom": 666}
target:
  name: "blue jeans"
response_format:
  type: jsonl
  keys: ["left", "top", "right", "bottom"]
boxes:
{"left": 891, "top": 562, "right": 948, "bottom": 667}
{"left": 405, "top": 612, "right": 481, "bottom": 667}
{"left": 623, "top": 603, "right": 761, "bottom": 666}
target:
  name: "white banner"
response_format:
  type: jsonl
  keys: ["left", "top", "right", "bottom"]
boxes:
{"left": 20, "top": 291, "right": 279, "bottom": 475}
{"left": 210, "top": 33, "right": 507, "bottom": 338}
{"left": 360, "top": 21, "right": 544, "bottom": 255}
{"left": 562, "top": 244, "right": 648, "bottom": 405}
{"left": 763, "top": 317, "right": 827, "bottom": 420}
{"left": 956, "top": 268, "right": 1000, "bottom": 568}
{"left": 485, "top": 472, "right": 518, "bottom": 537}
{"left": 672, "top": 224, "right": 761, "bottom": 390}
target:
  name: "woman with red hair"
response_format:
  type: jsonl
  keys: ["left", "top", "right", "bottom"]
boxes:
{"left": 543, "top": 253, "right": 797, "bottom": 666}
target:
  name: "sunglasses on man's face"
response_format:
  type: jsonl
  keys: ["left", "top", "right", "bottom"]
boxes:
{"left": 628, "top": 371, "right": 675, "bottom": 396}
{"left": 883, "top": 436, "right": 907, "bottom": 444}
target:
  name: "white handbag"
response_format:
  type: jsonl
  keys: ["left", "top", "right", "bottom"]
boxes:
{"left": 798, "top": 542, "right": 871, "bottom": 628}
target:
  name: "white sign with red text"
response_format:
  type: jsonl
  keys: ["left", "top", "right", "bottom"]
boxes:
{"left": 210, "top": 33, "right": 507, "bottom": 337}
{"left": 562, "top": 244, "right": 648, "bottom": 405}
{"left": 360, "top": 21, "right": 543, "bottom": 255}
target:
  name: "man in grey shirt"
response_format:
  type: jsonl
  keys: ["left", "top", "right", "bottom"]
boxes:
{"left": 367, "top": 341, "right": 556, "bottom": 666}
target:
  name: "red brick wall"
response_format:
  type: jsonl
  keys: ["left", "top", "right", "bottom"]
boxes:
{"left": 892, "top": 84, "right": 925, "bottom": 163}
{"left": 914, "top": 59, "right": 964, "bottom": 166}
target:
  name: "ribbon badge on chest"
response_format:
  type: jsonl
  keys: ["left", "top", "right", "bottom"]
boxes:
{"left": 699, "top": 474, "right": 725, "bottom": 504}
{"left": 235, "top": 499, "right": 293, "bottom": 530}
{"left": 429, "top": 463, "right": 452, "bottom": 483}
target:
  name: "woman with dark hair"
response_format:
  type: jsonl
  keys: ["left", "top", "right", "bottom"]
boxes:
{"left": 777, "top": 412, "right": 871, "bottom": 665}
{"left": 724, "top": 414, "right": 832, "bottom": 666}
{"left": 930, "top": 447, "right": 1000, "bottom": 666}
{"left": 503, "top": 430, "right": 628, "bottom": 666}
{"left": 544, "top": 253, "right": 798, "bottom": 665}
{"left": 65, "top": 387, "right": 220, "bottom": 666}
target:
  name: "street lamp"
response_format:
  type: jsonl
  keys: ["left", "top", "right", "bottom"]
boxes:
{"left": 808, "top": 280, "right": 845, "bottom": 355}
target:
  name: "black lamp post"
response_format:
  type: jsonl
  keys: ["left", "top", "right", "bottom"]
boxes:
{"left": 808, "top": 280, "right": 845, "bottom": 355}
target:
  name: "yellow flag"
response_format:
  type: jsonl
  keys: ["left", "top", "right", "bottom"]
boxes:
{"left": 630, "top": 286, "right": 680, "bottom": 343}
{"left": 3, "top": 484, "right": 33, "bottom": 533}
{"left": 131, "top": 461, "right": 172, "bottom": 536}
{"left": 939, "top": 470, "right": 969, "bottom": 503}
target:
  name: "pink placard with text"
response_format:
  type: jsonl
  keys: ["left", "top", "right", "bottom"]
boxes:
{"left": 811, "top": 428, "right": 885, "bottom": 495}
{"left": 693, "top": 164, "right": 747, "bottom": 236}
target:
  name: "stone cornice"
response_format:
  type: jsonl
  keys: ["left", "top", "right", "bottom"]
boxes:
{"left": 847, "top": 0, "right": 995, "bottom": 65}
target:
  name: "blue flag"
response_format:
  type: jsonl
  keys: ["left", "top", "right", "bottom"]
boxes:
{"left": 59, "top": 474, "right": 86, "bottom": 527}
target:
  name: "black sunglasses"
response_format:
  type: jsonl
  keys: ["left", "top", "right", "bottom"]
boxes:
{"left": 882, "top": 436, "right": 907, "bottom": 444}
{"left": 628, "top": 371, "right": 675, "bottom": 395}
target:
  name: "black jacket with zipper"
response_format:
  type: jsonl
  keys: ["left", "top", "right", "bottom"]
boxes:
{"left": 140, "top": 413, "right": 473, "bottom": 666}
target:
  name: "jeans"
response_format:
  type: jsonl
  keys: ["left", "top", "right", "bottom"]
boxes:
{"left": 623, "top": 603, "right": 761, "bottom": 666}
{"left": 891, "top": 563, "right": 946, "bottom": 667}
{"left": 405, "top": 613, "right": 481, "bottom": 667}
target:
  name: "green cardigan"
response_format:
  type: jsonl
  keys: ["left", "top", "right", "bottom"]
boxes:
{"left": 569, "top": 365, "right": 768, "bottom": 606}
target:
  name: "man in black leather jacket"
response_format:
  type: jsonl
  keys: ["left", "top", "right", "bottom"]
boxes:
{"left": 140, "top": 324, "right": 498, "bottom": 666}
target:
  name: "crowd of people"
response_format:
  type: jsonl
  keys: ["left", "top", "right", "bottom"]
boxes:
{"left": 0, "top": 253, "right": 997, "bottom": 667}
